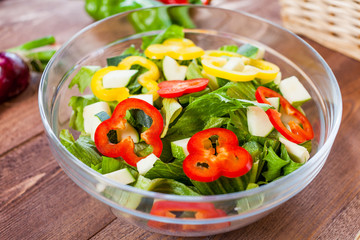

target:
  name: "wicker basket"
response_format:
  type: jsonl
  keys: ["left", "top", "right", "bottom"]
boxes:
{"left": 279, "top": 0, "right": 360, "bottom": 61}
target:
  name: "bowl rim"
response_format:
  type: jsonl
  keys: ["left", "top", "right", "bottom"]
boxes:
{"left": 38, "top": 4, "right": 342, "bottom": 202}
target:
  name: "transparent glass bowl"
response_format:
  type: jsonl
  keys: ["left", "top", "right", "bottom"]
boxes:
{"left": 38, "top": 5, "right": 342, "bottom": 237}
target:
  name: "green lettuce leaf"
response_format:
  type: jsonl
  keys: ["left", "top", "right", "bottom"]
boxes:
{"left": 135, "top": 175, "right": 200, "bottom": 196}
{"left": 91, "top": 162, "right": 102, "bottom": 173}
{"left": 127, "top": 67, "right": 148, "bottom": 94}
{"left": 69, "top": 66, "right": 101, "bottom": 93}
{"left": 59, "top": 129, "right": 102, "bottom": 167}
{"left": 281, "top": 144, "right": 304, "bottom": 175}
{"left": 68, "top": 95, "right": 99, "bottom": 131}
{"left": 142, "top": 24, "right": 184, "bottom": 49}
{"left": 203, "top": 117, "right": 230, "bottom": 130}
{"left": 161, "top": 98, "right": 183, "bottom": 137}
{"left": 186, "top": 58, "right": 203, "bottom": 80}
{"left": 301, "top": 140, "right": 312, "bottom": 153}
{"left": 191, "top": 176, "right": 248, "bottom": 195}
{"left": 226, "top": 81, "right": 256, "bottom": 100}
{"left": 106, "top": 45, "right": 142, "bottom": 66}
{"left": 262, "top": 147, "right": 290, "bottom": 182}
{"left": 131, "top": 143, "right": 151, "bottom": 158}
{"left": 242, "top": 141, "right": 263, "bottom": 183}
{"left": 219, "top": 45, "right": 239, "bottom": 53}
{"left": 229, "top": 110, "right": 248, "bottom": 133}
{"left": 178, "top": 88, "right": 210, "bottom": 105}
{"left": 166, "top": 82, "right": 272, "bottom": 141}
{"left": 144, "top": 158, "right": 191, "bottom": 185}
{"left": 238, "top": 43, "right": 259, "bottom": 58}
{"left": 102, "top": 157, "right": 125, "bottom": 174}
{"left": 216, "top": 77, "right": 230, "bottom": 88}
{"left": 235, "top": 183, "right": 264, "bottom": 213}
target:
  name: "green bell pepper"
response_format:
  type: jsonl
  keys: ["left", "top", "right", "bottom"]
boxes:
{"left": 85, "top": 0, "right": 162, "bottom": 20}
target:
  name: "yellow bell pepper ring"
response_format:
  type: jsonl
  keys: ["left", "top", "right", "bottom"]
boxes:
{"left": 91, "top": 66, "right": 130, "bottom": 102}
{"left": 201, "top": 56, "right": 280, "bottom": 82}
{"left": 203, "top": 50, "right": 250, "bottom": 64}
{"left": 118, "top": 56, "right": 160, "bottom": 100}
{"left": 144, "top": 38, "right": 204, "bottom": 60}
{"left": 162, "top": 38, "right": 195, "bottom": 47}
{"left": 248, "top": 58, "right": 280, "bottom": 80}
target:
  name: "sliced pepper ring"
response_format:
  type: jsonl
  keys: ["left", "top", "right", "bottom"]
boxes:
{"left": 201, "top": 50, "right": 279, "bottom": 82}
{"left": 183, "top": 128, "right": 253, "bottom": 182}
{"left": 148, "top": 201, "right": 229, "bottom": 231}
{"left": 255, "top": 86, "right": 314, "bottom": 144}
{"left": 94, "top": 98, "right": 163, "bottom": 166}
{"left": 203, "top": 50, "right": 250, "bottom": 64}
{"left": 157, "top": 78, "right": 209, "bottom": 98}
{"left": 90, "top": 66, "right": 130, "bottom": 102}
{"left": 144, "top": 38, "right": 204, "bottom": 60}
{"left": 118, "top": 56, "right": 160, "bottom": 100}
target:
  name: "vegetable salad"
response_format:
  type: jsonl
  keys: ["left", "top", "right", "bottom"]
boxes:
{"left": 61, "top": 25, "right": 314, "bottom": 198}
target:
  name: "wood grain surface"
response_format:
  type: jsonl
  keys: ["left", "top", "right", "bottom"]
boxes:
{"left": 1, "top": 0, "right": 359, "bottom": 239}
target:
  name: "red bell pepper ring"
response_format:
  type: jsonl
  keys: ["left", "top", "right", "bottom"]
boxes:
{"left": 157, "top": 78, "right": 209, "bottom": 98}
{"left": 255, "top": 86, "right": 314, "bottom": 144}
{"left": 148, "top": 201, "right": 229, "bottom": 231}
{"left": 94, "top": 98, "right": 163, "bottom": 166}
{"left": 183, "top": 128, "right": 253, "bottom": 182}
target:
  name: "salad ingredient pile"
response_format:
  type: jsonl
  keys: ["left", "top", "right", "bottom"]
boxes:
{"left": 61, "top": 25, "right": 314, "bottom": 199}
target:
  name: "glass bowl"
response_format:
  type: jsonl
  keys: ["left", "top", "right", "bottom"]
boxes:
{"left": 38, "top": 5, "right": 342, "bottom": 237}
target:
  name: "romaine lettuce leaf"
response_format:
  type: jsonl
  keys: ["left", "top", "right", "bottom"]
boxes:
{"left": 191, "top": 175, "right": 248, "bottom": 195}
{"left": 301, "top": 140, "right": 312, "bottom": 153}
{"left": 216, "top": 77, "right": 230, "bottom": 88}
{"left": 219, "top": 45, "right": 239, "bottom": 53}
{"left": 262, "top": 146, "right": 290, "bottom": 182}
{"left": 203, "top": 117, "right": 230, "bottom": 130}
{"left": 60, "top": 129, "right": 102, "bottom": 167}
{"left": 186, "top": 58, "right": 203, "bottom": 80}
{"left": 242, "top": 141, "right": 263, "bottom": 183}
{"left": 235, "top": 183, "right": 264, "bottom": 213}
{"left": 178, "top": 88, "right": 210, "bottom": 105}
{"left": 106, "top": 45, "right": 143, "bottom": 66}
{"left": 68, "top": 95, "right": 99, "bottom": 132}
{"left": 144, "top": 158, "right": 191, "bottom": 185}
{"left": 142, "top": 24, "right": 184, "bottom": 49}
{"left": 102, "top": 157, "right": 127, "bottom": 174}
{"left": 135, "top": 175, "right": 200, "bottom": 196}
{"left": 126, "top": 67, "right": 148, "bottom": 94}
{"left": 69, "top": 66, "right": 100, "bottom": 93}
{"left": 281, "top": 144, "right": 304, "bottom": 175}
{"left": 166, "top": 82, "right": 272, "bottom": 141}
{"left": 229, "top": 110, "right": 248, "bottom": 133}
{"left": 125, "top": 109, "right": 153, "bottom": 130}
{"left": 134, "top": 142, "right": 154, "bottom": 157}
{"left": 238, "top": 43, "right": 259, "bottom": 58}
{"left": 226, "top": 81, "right": 256, "bottom": 100}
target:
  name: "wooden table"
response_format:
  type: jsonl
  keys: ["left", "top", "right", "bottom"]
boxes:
{"left": 1, "top": 0, "right": 359, "bottom": 239}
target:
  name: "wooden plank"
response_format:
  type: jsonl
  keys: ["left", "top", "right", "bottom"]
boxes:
{"left": 0, "top": 0, "right": 93, "bottom": 49}
{"left": 90, "top": 218, "right": 205, "bottom": 240}
{"left": 0, "top": 0, "right": 93, "bottom": 156}
{"left": 0, "top": 134, "right": 115, "bottom": 239}
{"left": 213, "top": 0, "right": 282, "bottom": 25}
{"left": 316, "top": 191, "right": 360, "bottom": 240}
